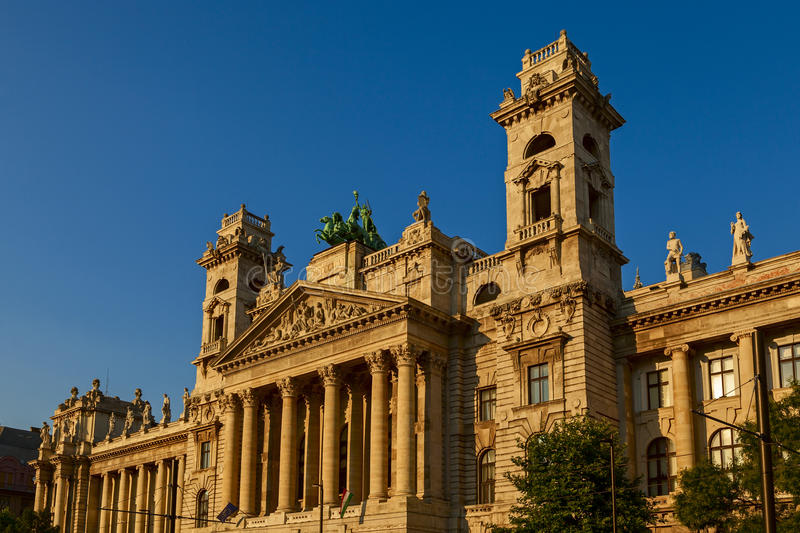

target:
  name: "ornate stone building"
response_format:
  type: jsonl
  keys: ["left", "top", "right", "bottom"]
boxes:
{"left": 30, "top": 30, "right": 800, "bottom": 533}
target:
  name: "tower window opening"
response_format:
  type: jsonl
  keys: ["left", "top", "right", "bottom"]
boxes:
{"left": 582, "top": 134, "right": 600, "bottom": 160}
{"left": 524, "top": 133, "right": 556, "bottom": 159}
{"left": 212, "top": 315, "right": 225, "bottom": 341}
{"left": 213, "top": 278, "right": 229, "bottom": 294}
{"left": 530, "top": 184, "right": 551, "bottom": 222}
{"left": 588, "top": 184, "right": 601, "bottom": 223}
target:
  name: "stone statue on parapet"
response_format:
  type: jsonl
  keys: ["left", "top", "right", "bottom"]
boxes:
{"left": 730, "top": 211, "right": 754, "bottom": 265}
{"left": 132, "top": 388, "right": 144, "bottom": 410}
{"left": 87, "top": 378, "right": 102, "bottom": 404}
{"left": 412, "top": 190, "right": 431, "bottom": 224}
{"left": 315, "top": 191, "right": 387, "bottom": 250}
{"left": 142, "top": 401, "right": 153, "bottom": 429}
{"left": 122, "top": 406, "right": 135, "bottom": 436}
{"left": 161, "top": 394, "right": 171, "bottom": 425}
{"left": 106, "top": 412, "right": 117, "bottom": 440}
{"left": 664, "top": 231, "right": 684, "bottom": 276}
{"left": 39, "top": 421, "right": 51, "bottom": 448}
{"left": 181, "top": 388, "right": 190, "bottom": 421}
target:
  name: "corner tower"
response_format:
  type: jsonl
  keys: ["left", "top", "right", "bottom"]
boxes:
{"left": 490, "top": 30, "right": 626, "bottom": 294}
{"left": 194, "top": 204, "right": 274, "bottom": 388}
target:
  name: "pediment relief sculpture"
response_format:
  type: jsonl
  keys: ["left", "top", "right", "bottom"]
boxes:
{"left": 244, "top": 296, "right": 382, "bottom": 356}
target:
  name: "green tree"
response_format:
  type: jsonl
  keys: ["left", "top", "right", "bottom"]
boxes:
{"left": 674, "top": 461, "right": 738, "bottom": 531}
{"left": 674, "top": 382, "right": 800, "bottom": 532}
{"left": 492, "top": 415, "right": 656, "bottom": 533}
{"left": 0, "top": 509, "right": 57, "bottom": 533}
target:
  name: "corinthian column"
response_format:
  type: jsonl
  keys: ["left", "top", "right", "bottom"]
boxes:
{"left": 318, "top": 364, "right": 341, "bottom": 504}
{"left": 417, "top": 352, "right": 446, "bottom": 500}
{"left": 366, "top": 351, "right": 389, "bottom": 500}
{"left": 51, "top": 462, "right": 67, "bottom": 528}
{"left": 731, "top": 330, "right": 757, "bottom": 419}
{"left": 153, "top": 461, "right": 166, "bottom": 533}
{"left": 220, "top": 392, "right": 241, "bottom": 508}
{"left": 98, "top": 472, "right": 113, "bottom": 533}
{"left": 392, "top": 344, "right": 417, "bottom": 497}
{"left": 134, "top": 465, "right": 149, "bottom": 533}
{"left": 276, "top": 377, "right": 299, "bottom": 512}
{"left": 665, "top": 344, "right": 695, "bottom": 471}
{"left": 239, "top": 389, "right": 259, "bottom": 515}
{"left": 115, "top": 468, "right": 131, "bottom": 533}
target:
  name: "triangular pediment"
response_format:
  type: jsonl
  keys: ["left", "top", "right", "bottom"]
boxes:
{"left": 212, "top": 281, "right": 407, "bottom": 369}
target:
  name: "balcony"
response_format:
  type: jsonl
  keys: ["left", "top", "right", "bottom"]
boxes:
{"left": 200, "top": 337, "right": 227, "bottom": 357}
{"left": 515, "top": 214, "right": 560, "bottom": 243}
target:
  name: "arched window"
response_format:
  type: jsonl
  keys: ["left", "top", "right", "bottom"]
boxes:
{"left": 478, "top": 448, "right": 495, "bottom": 504}
{"left": 196, "top": 490, "right": 209, "bottom": 526}
{"left": 213, "top": 278, "right": 229, "bottom": 294}
{"left": 474, "top": 282, "right": 501, "bottom": 306}
{"left": 524, "top": 133, "right": 556, "bottom": 159}
{"left": 339, "top": 425, "right": 348, "bottom": 496}
{"left": 710, "top": 428, "right": 742, "bottom": 469}
{"left": 582, "top": 134, "right": 600, "bottom": 159}
{"left": 647, "top": 438, "right": 676, "bottom": 496}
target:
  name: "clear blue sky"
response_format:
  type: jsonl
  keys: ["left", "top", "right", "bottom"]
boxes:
{"left": 1, "top": 2, "right": 798, "bottom": 429}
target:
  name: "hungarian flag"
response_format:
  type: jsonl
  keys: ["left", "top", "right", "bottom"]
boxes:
{"left": 339, "top": 489, "right": 353, "bottom": 518}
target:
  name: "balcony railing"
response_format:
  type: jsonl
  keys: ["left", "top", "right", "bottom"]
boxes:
{"left": 516, "top": 215, "right": 559, "bottom": 242}
{"left": 200, "top": 337, "right": 227, "bottom": 356}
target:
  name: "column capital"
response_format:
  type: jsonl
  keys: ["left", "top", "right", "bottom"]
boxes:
{"left": 391, "top": 343, "right": 420, "bottom": 367}
{"left": 731, "top": 329, "right": 757, "bottom": 343}
{"left": 365, "top": 351, "right": 390, "bottom": 374}
{"left": 219, "top": 392, "right": 240, "bottom": 414}
{"left": 664, "top": 343, "right": 690, "bottom": 357}
{"left": 277, "top": 376, "right": 298, "bottom": 398}
{"left": 317, "top": 364, "right": 340, "bottom": 386}
{"left": 240, "top": 388, "right": 258, "bottom": 408}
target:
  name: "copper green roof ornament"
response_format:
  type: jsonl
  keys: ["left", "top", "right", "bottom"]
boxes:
{"left": 315, "top": 190, "right": 387, "bottom": 250}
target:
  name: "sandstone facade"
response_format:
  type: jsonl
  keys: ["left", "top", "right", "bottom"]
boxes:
{"left": 30, "top": 31, "right": 800, "bottom": 532}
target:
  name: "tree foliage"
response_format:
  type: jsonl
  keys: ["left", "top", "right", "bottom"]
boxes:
{"left": 0, "top": 509, "right": 57, "bottom": 533}
{"left": 674, "top": 382, "right": 800, "bottom": 532}
{"left": 492, "top": 415, "right": 656, "bottom": 533}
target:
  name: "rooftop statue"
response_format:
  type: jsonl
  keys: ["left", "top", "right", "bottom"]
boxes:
{"left": 315, "top": 191, "right": 386, "bottom": 250}
{"left": 731, "top": 211, "right": 754, "bottom": 265}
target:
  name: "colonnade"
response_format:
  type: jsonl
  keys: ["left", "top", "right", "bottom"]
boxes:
{"left": 219, "top": 344, "right": 446, "bottom": 517}
{"left": 34, "top": 455, "right": 185, "bottom": 533}
{"left": 622, "top": 330, "right": 757, "bottom": 479}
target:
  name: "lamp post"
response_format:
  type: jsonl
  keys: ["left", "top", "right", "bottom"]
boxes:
{"left": 606, "top": 437, "right": 617, "bottom": 533}
{"left": 312, "top": 483, "right": 323, "bottom": 533}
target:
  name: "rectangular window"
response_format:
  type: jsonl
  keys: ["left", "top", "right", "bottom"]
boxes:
{"left": 778, "top": 343, "right": 800, "bottom": 388}
{"left": 200, "top": 441, "right": 211, "bottom": 469}
{"left": 478, "top": 387, "right": 496, "bottom": 421}
{"left": 646, "top": 370, "right": 669, "bottom": 410}
{"left": 528, "top": 363, "right": 549, "bottom": 405}
{"left": 710, "top": 356, "right": 735, "bottom": 399}
{"left": 531, "top": 185, "right": 551, "bottom": 222}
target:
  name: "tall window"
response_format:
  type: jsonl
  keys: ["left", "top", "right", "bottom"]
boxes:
{"left": 710, "top": 356, "right": 735, "bottom": 398}
{"left": 212, "top": 315, "right": 225, "bottom": 341}
{"left": 528, "top": 364, "right": 549, "bottom": 405}
{"left": 647, "top": 438, "right": 676, "bottom": 496}
{"left": 529, "top": 184, "right": 551, "bottom": 222}
{"left": 199, "top": 441, "right": 211, "bottom": 469}
{"left": 297, "top": 434, "right": 306, "bottom": 501}
{"left": 196, "top": 490, "right": 209, "bottom": 527}
{"left": 339, "top": 425, "right": 348, "bottom": 496}
{"left": 778, "top": 343, "right": 800, "bottom": 388}
{"left": 387, "top": 415, "right": 392, "bottom": 487}
{"left": 710, "top": 428, "right": 742, "bottom": 469}
{"left": 479, "top": 388, "right": 496, "bottom": 421}
{"left": 478, "top": 449, "right": 496, "bottom": 504}
{"left": 647, "top": 370, "right": 669, "bottom": 410}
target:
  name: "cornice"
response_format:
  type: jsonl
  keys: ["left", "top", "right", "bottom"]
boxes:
{"left": 196, "top": 241, "right": 262, "bottom": 270}
{"left": 613, "top": 276, "right": 800, "bottom": 334}
{"left": 90, "top": 432, "right": 188, "bottom": 463}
